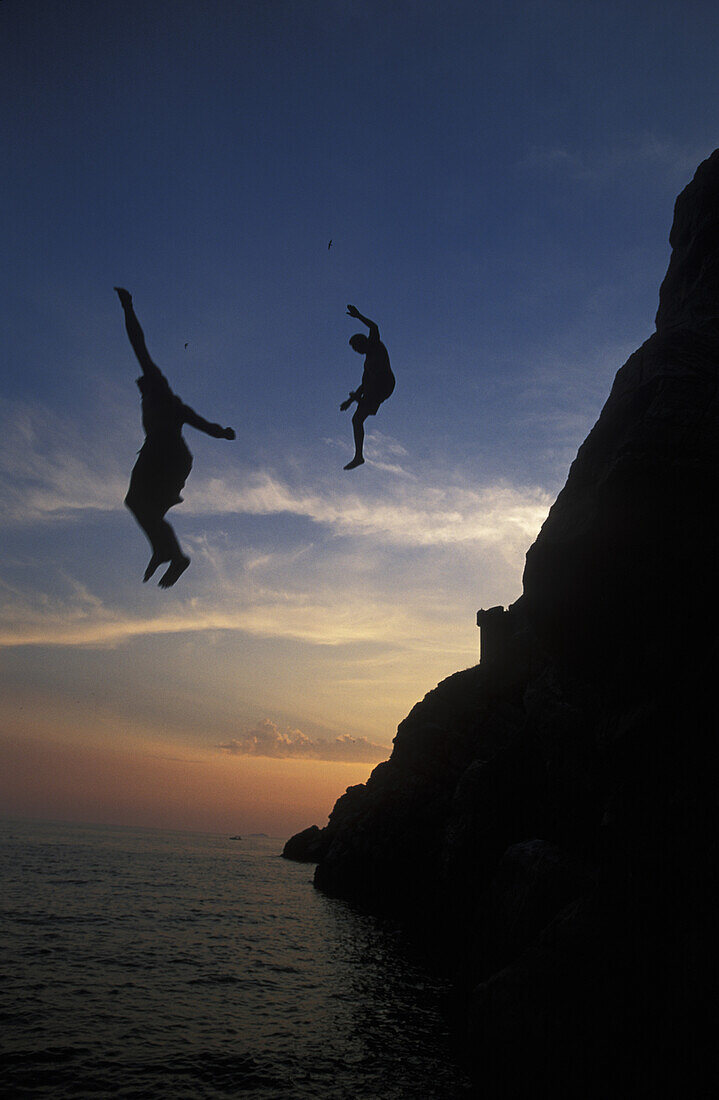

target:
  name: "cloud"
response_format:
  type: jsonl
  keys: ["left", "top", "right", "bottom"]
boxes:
{"left": 0, "top": 401, "right": 551, "bottom": 660}
{"left": 523, "top": 133, "right": 706, "bottom": 183}
{"left": 0, "top": 455, "right": 548, "bottom": 654}
{"left": 0, "top": 587, "right": 416, "bottom": 649}
{"left": 217, "top": 718, "right": 389, "bottom": 763}
{"left": 0, "top": 398, "right": 128, "bottom": 523}
{"left": 194, "top": 470, "right": 551, "bottom": 548}
{"left": 0, "top": 552, "right": 442, "bottom": 650}
{"left": 0, "top": 397, "right": 550, "bottom": 552}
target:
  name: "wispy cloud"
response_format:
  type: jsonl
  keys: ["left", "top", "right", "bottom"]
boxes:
{"left": 194, "top": 470, "right": 551, "bottom": 547}
{"left": 0, "top": 398, "right": 550, "bottom": 551}
{"left": 0, "top": 577, "right": 418, "bottom": 649}
{"left": 218, "top": 718, "right": 389, "bottom": 763}
{"left": 0, "top": 402, "right": 551, "bottom": 657}
{"left": 523, "top": 133, "right": 707, "bottom": 183}
{"left": 0, "top": 499, "right": 524, "bottom": 653}
{"left": 0, "top": 398, "right": 128, "bottom": 523}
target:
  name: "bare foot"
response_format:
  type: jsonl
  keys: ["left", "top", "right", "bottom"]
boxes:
{"left": 158, "top": 555, "right": 190, "bottom": 588}
{"left": 143, "top": 552, "right": 166, "bottom": 582}
{"left": 344, "top": 456, "right": 365, "bottom": 470}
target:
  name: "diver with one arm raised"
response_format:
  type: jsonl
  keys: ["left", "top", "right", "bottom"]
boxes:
{"left": 114, "top": 287, "right": 235, "bottom": 588}
{"left": 340, "top": 304, "right": 395, "bottom": 469}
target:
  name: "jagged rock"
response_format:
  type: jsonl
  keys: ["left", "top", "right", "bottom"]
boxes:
{"left": 284, "top": 150, "right": 719, "bottom": 1093}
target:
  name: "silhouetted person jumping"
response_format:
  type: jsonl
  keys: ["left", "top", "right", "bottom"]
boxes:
{"left": 114, "top": 287, "right": 235, "bottom": 588}
{"left": 340, "top": 304, "right": 395, "bottom": 469}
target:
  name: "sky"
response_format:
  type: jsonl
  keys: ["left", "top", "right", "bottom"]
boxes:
{"left": 2, "top": 0, "right": 718, "bottom": 837}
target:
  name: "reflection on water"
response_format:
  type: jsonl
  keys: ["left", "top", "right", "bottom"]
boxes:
{"left": 1, "top": 820, "right": 471, "bottom": 1098}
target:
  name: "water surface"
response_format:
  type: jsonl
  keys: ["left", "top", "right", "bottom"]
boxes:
{"left": 1, "top": 820, "right": 471, "bottom": 1098}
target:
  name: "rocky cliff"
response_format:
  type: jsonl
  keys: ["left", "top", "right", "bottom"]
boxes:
{"left": 284, "top": 152, "right": 719, "bottom": 1095}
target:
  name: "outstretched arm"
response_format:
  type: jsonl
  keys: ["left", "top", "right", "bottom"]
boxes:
{"left": 114, "top": 287, "right": 162, "bottom": 378}
{"left": 182, "top": 404, "right": 235, "bottom": 440}
{"left": 346, "top": 303, "right": 380, "bottom": 342}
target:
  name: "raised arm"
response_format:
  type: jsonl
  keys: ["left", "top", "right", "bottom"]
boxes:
{"left": 182, "top": 403, "right": 235, "bottom": 440}
{"left": 346, "top": 303, "right": 380, "bottom": 342}
{"left": 114, "top": 287, "right": 162, "bottom": 378}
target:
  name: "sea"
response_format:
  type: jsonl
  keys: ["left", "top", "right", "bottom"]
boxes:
{"left": 1, "top": 819, "right": 473, "bottom": 1099}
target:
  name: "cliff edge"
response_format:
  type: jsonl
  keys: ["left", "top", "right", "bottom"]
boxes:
{"left": 285, "top": 151, "right": 719, "bottom": 1095}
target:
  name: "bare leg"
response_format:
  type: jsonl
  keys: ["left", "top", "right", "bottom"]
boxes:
{"left": 344, "top": 409, "right": 367, "bottom": 470}
{"left": 125, "top": 496, "right": 190, "bottom": 585}
{"left": 141, "top": 514, "right": 189, "bottom": 587}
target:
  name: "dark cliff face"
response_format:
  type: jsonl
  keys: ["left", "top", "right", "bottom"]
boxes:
{"left": 523, "top": 152, "right": 719, "bottom": 686}
{"left": 283, "top": 152, "right": 719, "bottom": 1094}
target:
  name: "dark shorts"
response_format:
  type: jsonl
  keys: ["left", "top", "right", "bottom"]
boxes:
{"left": 357, "top": 375, "right": 395, "bottom": 417}
{"left": 126, "top": 442, "right": 192, "bottom": 514}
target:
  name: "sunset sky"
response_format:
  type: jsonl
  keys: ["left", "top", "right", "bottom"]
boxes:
{"left": 2, "top": 0, "right": 718, "bottom": 836}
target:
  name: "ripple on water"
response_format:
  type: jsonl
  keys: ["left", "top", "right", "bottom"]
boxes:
{"left": 1, "top": 822, "right": 472, "bottom": 1098}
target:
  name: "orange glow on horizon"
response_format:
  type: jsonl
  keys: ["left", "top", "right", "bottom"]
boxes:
{"left": 0, "top": 730, "right": 377, "bottom": 839}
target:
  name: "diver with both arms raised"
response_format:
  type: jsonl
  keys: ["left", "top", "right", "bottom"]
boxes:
{"left": 114, "top": 287, "right": 235, "bottom": 588}
{"left": 341, "top": 304, "right": 395, "bottom": 469}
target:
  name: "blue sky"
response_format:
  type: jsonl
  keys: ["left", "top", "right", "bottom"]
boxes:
{"left": 2, "top": 0, "right": 718, "bottom": 833}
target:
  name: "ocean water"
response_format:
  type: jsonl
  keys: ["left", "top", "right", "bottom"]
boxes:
{"left": 1, "top": 820, "right": 472, "bottom": 1098}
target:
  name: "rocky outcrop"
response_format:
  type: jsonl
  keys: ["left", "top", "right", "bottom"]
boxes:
{"left": 283, "top": 151, "right": 719, "bottom": 1094}
{"left": 280, "top": 824, "right": 324, "bottom": 862}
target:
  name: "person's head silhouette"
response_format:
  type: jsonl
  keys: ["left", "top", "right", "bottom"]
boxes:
{"left": 349, "top": 333, "right": 369, "bottom": 354}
